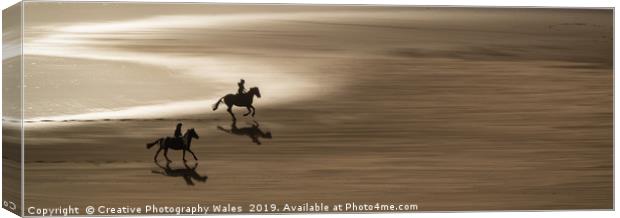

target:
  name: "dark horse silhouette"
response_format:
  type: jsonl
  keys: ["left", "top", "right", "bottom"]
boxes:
{"left": 152, "top": 161, "right": 207, "bottom": 186}
{"left": 212, "top": 87, "right": 261, "bottom": 121}
{"left": 217, "top": 120, "right": 272, "bottom": 145}
{"left": 146, "top": 128, "right": 200, "bottom": 162}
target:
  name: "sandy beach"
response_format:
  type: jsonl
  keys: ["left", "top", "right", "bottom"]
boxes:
{"left": 12, "top": 3, "right": 614, "bottom": 212}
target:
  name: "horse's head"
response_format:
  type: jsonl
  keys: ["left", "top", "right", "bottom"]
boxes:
{"left": 188, "top": 128, "right": 200, "bottom": 139}
{"left": 250, "top": 87, "right": 261, "bottom": 98}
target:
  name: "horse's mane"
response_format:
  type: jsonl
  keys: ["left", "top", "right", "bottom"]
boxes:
{"left": 182, "top": 128, "right": 194, "bottom": 136}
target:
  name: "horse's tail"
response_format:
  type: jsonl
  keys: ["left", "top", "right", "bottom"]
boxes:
{"left": 212, "top": 97, "right": 224, "bottom": 111}
{"left": 146, "top": 138, "right": 162, "bottom": 149}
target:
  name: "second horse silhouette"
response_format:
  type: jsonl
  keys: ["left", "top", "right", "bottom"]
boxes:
{"left": 212, "top": 86, "right": 262, "bottom": 121}
{"left": 146, "top": 128, "right": 200, "bottom": 162}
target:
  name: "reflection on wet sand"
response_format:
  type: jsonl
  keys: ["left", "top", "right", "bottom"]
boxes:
{"left": 152, "top": 161, "right": 208, "bottom": 186}
{"left": 217, "top": 120, "right": 273, "bottom": 145}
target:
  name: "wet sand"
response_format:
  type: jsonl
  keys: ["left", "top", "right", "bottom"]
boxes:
{"left": 19, "top": 5, "right": 612, "bottom": 212}
{"left": 24, "top": 58, "right": 612, "bottom": 211}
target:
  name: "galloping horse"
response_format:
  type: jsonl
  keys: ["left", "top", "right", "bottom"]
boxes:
{"left": 212, "top": 87, "right": 262, "bottom": 121}
{"left": 146, "top": 128, "right": 200, "bottom": 162}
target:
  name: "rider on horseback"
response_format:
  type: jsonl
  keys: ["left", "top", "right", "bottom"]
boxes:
{"left": 212, "top": 80, "right": 261, "bottom": 120}
{"left": 174, "top": 123, "right": 183, "bottom": 138}
{"left": 237, "top": 79, "right": 246, "bottom": 95}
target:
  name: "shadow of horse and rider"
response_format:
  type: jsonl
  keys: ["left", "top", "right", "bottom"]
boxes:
{"left": 218, "top": 120, "right": 272, "bottom": 145}
{"left": 151, "top": 161, "right": 208, "bottom": 186}
{"left": 145, "top": 79, "right": 272, "bottom": 184}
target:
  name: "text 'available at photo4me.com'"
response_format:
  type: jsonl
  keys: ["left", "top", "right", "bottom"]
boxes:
{"left": 26, "top": 202, "right": 419, "bottom": 216}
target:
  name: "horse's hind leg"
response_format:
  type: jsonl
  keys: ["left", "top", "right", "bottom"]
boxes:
{"left": 250, "top": 105, "right": 256, "bottom": 117}
{"left": 154, "top": 147, "right": 163, "bottom": 162}
{"left": 188, "top": 149, "right": 199, "bottom": 160}
{"left": 227, "top": 105, "right": 236, "bottom": 121}
{"left": 164, "top": 148, "right": 172, "bottom": 162}
{"left": 183, "top": 150, "right": 187, "bottom": 161}
{"left": 243, "top": 106, "right": 252, "bottom": 116}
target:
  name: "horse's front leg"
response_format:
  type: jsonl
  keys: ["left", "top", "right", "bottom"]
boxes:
{"left": 243, "top": 106, "right": 252, "bottom": 116}
{"left": 164, "top": 148, "right": 172, "bottom": 162}
{"left": 250, "top": 105, "right": 256, "bottom": 117}
{"left": 188, "top": 149, "right": 199, "bottom": 160}
{"left": 183, "top": 150, "right": 187, "bottom": 161}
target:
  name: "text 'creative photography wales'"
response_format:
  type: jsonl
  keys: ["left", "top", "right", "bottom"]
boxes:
{"left": 1, "top": 1, "right": 613, "bottom": 217}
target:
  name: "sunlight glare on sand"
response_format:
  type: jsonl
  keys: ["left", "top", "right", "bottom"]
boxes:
{"left": 23, "top": 13, "right": 347, "bottom": 124}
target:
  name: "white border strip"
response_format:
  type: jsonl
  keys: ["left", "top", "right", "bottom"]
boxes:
{"left": 12, "top": 0, "right": 619, "bottom": 7}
